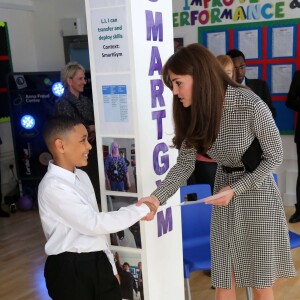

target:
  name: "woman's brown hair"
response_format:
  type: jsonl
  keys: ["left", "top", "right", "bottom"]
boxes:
{"left": 162, "top": 43, "right": 240, "bottom": 153}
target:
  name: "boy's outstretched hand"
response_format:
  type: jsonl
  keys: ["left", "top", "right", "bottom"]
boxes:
{"left": 137, "top": 195, "right": 160, "bottom": 221}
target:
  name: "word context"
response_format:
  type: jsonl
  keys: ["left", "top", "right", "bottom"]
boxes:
{"left": 174, "top": 0, "right": 285, "bottom": 26}
{"left": 146, "top": 1, "right": 173, "bottom": 238}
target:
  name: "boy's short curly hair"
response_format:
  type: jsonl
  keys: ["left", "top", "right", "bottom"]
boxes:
{"left": 43, "top": 116, "right": 82, "bottom": 152}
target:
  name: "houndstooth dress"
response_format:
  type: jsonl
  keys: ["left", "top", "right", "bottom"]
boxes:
{"left": 153, "top": 85, "right": 296, "bottom": 289}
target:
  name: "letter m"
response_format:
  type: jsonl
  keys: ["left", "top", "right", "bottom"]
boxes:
{"left": 157, "top": 207, "right": 173, "bottom": 237}
{"left": 145, "top": 10, "right": 163, "bottom": 41}
{"left": 191, "top": 0, "right": 202, "bottom": 5}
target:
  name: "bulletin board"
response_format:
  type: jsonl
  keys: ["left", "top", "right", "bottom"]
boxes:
{"left": 198, "top": 18, "right": 300, "bottom": 135}
{"left": 0, "top": 22, "right": 13, "bottom": 122}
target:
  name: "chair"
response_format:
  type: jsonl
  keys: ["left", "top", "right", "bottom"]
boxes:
{"left": 180, "top": 184, "right": 212, "bottom": 300}
{"left": 181, "top": 184, "right": 252, "bottom": 300}
{"left": 273, "top": 173, "right": 300, "bottom": 247}
{"left": 289, "top": 231, "right": 300, "bottom": 249}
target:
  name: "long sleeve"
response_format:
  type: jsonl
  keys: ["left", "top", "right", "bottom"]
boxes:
{"left": 39, "top": 180, "right": 149, "bottom": 236}
{"left": 152, "top": 141, "right": 196, "bottom": 204}
{"left": 231, "top": 99, "right": 283, "bottom": 195}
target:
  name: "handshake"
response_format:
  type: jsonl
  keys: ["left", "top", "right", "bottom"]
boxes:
{"left": 143, "top": 201, "right": 158, "bottom": 215}
{"left": 137, "top": 195, "right": 160, "bottom": 221}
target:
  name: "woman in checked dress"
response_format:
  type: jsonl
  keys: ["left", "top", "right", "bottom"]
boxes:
{"left": 138, "top": 44, "right": 296, "bottom": 300}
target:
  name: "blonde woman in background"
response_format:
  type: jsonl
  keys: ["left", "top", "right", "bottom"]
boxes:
{"left": 216, "top": 54, "right": 236, "bottom": 80}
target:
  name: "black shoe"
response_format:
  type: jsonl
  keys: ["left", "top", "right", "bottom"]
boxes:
{"left": 289, "top": 212, "right": 300, "bottom": 223}
{"left": 0, "top": 209, "right": 10, "bottom": 218}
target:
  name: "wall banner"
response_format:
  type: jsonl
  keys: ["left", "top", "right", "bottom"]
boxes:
{"left": 173, "top": 0, "right": 300, "bottom": 27}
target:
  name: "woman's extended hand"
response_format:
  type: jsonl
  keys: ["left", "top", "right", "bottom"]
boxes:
{"left": 205, "top": 186, "right": 235, "bottom": 206}
{"left": 136, "top": 195, "right": 160, "bottom": 221}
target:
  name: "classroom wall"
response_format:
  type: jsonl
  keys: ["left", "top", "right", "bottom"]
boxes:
{"left": 0, "top": 0, "right": 37, "bottom": 72}
{"left": 31, "top": 0, "right": 87, "bottom": 71}
{"left": 172, "top": 0, "right": 299, "bottom": 45}
{"left": 0, "top": 0, "right": 87, "bottom": 72}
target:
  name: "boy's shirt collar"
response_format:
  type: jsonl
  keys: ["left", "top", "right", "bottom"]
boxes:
{"left": 48, "top": 160, "right": 78, "bottom": 184}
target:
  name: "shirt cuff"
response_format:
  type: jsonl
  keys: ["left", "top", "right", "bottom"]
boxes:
{"left": 137, "top": 203, "right": 150, "bottom": 215}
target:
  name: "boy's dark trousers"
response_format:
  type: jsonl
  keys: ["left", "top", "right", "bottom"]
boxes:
{"left": 44, "top": 251, "right": 122, "bottom": 300}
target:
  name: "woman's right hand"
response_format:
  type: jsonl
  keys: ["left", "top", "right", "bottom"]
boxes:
{"left": 136, "top": 195, "right": 160, "bottom": 221}
{"left": 205, "top": 186, "right": 234, "bottom": 206}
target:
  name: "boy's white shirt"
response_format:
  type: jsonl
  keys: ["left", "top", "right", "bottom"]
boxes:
{"left": 38, "top": 160, "right": 149, "bottom": 275}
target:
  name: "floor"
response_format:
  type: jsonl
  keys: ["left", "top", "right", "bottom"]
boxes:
{"left": 0, "top": 206, "right": 299, "bottom": 300}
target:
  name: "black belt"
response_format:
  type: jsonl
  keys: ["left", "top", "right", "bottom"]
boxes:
{"left": 222, "top": 166, "right": 244, "bottom": 173}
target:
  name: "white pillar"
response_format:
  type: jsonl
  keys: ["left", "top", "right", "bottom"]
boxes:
{"left": 85, "top": 1, "right": 184, "bottom": 299}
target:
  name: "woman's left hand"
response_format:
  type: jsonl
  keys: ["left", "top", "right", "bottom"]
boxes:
{"left": 205, "top": 186, "right": 234, "bottom": 206}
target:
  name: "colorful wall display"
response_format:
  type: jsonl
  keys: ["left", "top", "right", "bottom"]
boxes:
{"left": 0, "top": 22, "right": 13, "bottom": 121}
{"left": 172, "top": 1, "right": 300, "bottom": 134}
{"left": 198, "top": 19, "right": 300, "bottom": 133}
{"left": 173, "top": 0, "right": 299, "bottom": 27}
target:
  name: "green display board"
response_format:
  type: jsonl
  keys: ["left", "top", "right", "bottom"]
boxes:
{"left": 0, "top": 21, "right": 13, "bottom": 120}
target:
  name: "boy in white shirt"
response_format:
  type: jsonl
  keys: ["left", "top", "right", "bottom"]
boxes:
{"left": 38, "top": 116, "right": 156, "bottom": 300}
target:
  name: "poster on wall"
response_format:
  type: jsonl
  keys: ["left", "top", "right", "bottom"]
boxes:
{"left": 246, "top": 66, "right": 260, "bottom": 79}
{"left": 238, "top": 29, "right": 259, "bottom": 59}
{"left": 108, "top": 195, "right": 141, "bottom": 249}
{"left": 207, "top": 31, "right": 226, "bottom": 56}
{"left": 91, "top": 6, "right": 130, "bottom": 73}
{"left": 102, "top": 85, "right": 128, "bottom": 123}
{"left": 103, "top": 137, "right": 137, "bottom": 193}
{"left": 270, "top": 64, "right": 293, "bottom": 94}
{"left": 96, "top": 74, "right": 133, "bottom": 135}
{"left": 111, "top": 249, "right": 143, "bottom": 300}
{"left": 272, "top": 26, "right": 294, "bottom": 58}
